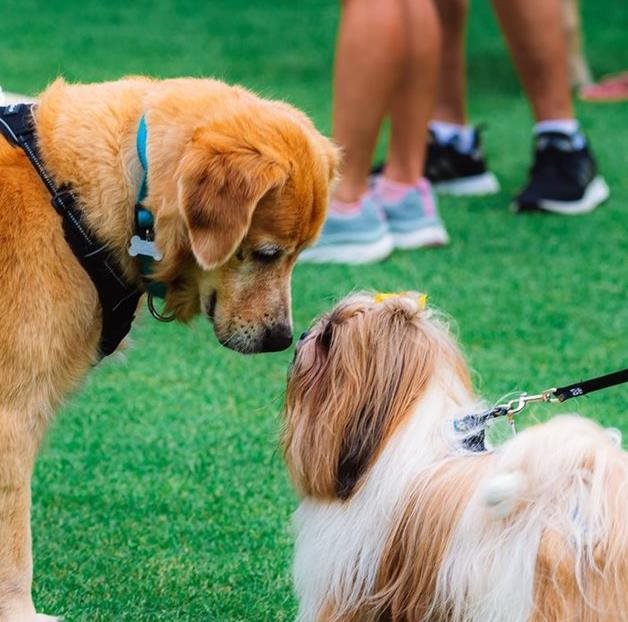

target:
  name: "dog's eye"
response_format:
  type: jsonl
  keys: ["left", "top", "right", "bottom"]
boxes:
{"left": 252, "top": 247, "right": 283, "bottom": 263}
{"left": 294, "top": 330, "right": 310, "bottom": 354}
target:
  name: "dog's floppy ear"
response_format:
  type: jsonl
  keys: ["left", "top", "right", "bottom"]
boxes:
{"left": 177, "top": 127, "right": 289, "bottom": 270}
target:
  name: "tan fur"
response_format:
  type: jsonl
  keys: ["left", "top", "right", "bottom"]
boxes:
{"left": 284, "top": 294, "right": 628, "bottom": 622}
{"left": 368, "top": 456, "right": 492, "bottom": 622}
{"left": 0, "top": 77, "right": 338, "bottom": 620}
{"left": 283, "top": 293, "right": 471, "bottom": 500}
{"left": 531, "top": 467, "right": 628, "bottom": 621}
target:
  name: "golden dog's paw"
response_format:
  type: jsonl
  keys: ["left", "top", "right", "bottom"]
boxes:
{"left": 35, "top": 615, "right": 62, "bottom": 622}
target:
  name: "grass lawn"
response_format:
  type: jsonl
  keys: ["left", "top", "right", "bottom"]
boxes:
{"left": 1, "top": 1, "right": 627, "bottom": 620}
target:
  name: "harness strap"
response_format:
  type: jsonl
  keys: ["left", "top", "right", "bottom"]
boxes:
{"left": 0, "top": 103, "right": 142, "bottom": 358}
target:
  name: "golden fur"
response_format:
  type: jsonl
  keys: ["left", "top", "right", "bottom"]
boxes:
{"left": 283, "top": 293, "right": 628, "bottom": 622}
{"left": 284, "top": 293, "right": 471, "bottom": 501}
{"left": 0, "top": 76, "right": 337, "bottom": 620}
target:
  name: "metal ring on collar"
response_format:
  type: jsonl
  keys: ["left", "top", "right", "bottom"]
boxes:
{"left": 147, "top": 292, "right": 176, "bottom": 323}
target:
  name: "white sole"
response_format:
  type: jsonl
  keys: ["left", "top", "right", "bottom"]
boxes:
{"left": 298, "top": 233, "right": 394, "bottom": 264}
{"left": 392, "top": 224, "right": 449, "bottom": 250}
{"left": 433, "top": 171, "right": 500, "bottom": 196}
{"left": 535, "top": 176, "right": 610, "bottom": 215}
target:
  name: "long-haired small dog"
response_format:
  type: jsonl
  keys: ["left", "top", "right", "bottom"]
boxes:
{"left": 283, "top": 293, "right": 627, "bottom": 621}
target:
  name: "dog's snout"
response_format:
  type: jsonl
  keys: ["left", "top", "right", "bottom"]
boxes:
{"left": 261, "top": 324, "right": 293, "bottom": 352}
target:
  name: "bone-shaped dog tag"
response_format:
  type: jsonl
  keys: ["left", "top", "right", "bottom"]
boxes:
{"left": 128, "top": 235, "right": 163, "bottom": 261}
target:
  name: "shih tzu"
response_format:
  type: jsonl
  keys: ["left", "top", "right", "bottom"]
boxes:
{"left": 283, "top": 292, "right": 627, "bottom": 621}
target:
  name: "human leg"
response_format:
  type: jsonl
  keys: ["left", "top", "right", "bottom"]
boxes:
{"left": 491, "top": 0, "right": 573, "bottom": 122}
{"left": 433, "top": 0, "right": 468, "bottom": 125}
{"left": 379, "top": 0, "right": 448, "bottom": 249}
{"left": 332, "top": 0, "right": 408, "bottom": 203}
{"left": 302, "top": 0, "right": 446, "bottom": 263}
{"left": 419, "top": 0, "right": 500, "bottom": 196}
{"left": 492, "top": 0, "right": 609, "bottom": 213}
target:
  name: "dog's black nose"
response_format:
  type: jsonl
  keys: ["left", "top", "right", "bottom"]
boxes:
{"left": 262, "top": 324, "right": 293, "bottom": 352}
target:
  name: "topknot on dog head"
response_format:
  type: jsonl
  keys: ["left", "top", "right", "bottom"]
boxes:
{"left": 284, "top": 290, "right": 468, "bottom": 500}
{"left": 306, "top": 291, "right": 428, "bottom": 355}
{"left": 299, "top": 291, "right": 434, "bottom": 370}
{"left": 373, "top": 291, "right": 428, "bottom": 310}
{"left": 327, "top": 290, "right": 428, "bottom": 324}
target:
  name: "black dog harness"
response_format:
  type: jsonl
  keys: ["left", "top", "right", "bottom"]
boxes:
{"left": 0, "top": 103, "right": 142, "bottom": 358}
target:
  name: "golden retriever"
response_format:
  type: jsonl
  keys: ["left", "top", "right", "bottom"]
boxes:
{"left": 0, "top": 77, "right": 338, "bottom": 620}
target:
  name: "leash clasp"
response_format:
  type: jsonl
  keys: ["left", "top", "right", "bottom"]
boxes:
{"left": 505, "top": 388, "right": 559, "bottom": 417}
{"left": 504, "top": 388, "right": 560, "bottom": 435}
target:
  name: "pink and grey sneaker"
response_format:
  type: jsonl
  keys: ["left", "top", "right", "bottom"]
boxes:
{"left": 374, "top": 177, "right": 449, "bottom": 249}
{"left": 298, "top": 192, "right": 394, "bottom": 264}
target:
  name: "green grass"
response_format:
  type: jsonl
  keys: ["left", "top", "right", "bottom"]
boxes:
{"left": 1, "top": 1, "right": 627, "bottom": 619}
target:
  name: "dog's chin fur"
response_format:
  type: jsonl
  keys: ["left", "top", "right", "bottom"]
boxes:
{"left": 283, "top": 293, "right": 628, "bottom": 622}
{"left": 32, "top": 77, "right": 338, "bottom": 354}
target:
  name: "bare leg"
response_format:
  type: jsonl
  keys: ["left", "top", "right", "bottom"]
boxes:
{"left": 386, "top": 0, "right": 441, "bottom": 182}
{"left": 332, "top": 0, "right": 440, "bottom": 200}
{"left": 432, "top": 0, "right": 469, "bottom": 125}
{"left": 332, "top": 0, "right": 407, "bottom": 202}
{"left": 562, "top": 0, "right": 593, "bottom": 87}
{"left": 492, "top": 0, "right": 574, "bottom": 121}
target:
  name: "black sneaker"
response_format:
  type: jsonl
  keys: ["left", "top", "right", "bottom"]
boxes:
{"left": 425, "top": 127, "right": 500, "bottom": 196}
{"left": 514, "top": 132, "right": 609, "bottom": 214}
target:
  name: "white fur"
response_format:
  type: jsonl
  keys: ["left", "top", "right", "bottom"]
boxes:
{"left": 432, "top": 415, "right": 628, "bottom": 622}
{"left": 292, "top": 368, "right": 476, "bottom": 621}
{"left": 482, "top": 470, "right": 525, "bottom": 518}
{"left": 293, "top": 392, "right": 627, "bottom": 621}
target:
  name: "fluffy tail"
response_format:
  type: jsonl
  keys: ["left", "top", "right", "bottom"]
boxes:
{"left": 434, "top": 415, "right": 628, "bottom": 622}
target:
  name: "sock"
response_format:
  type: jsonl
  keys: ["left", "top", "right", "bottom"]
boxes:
{"left": 534, "top": 119, "right": 579, "bottom": 135}
{"left": 375, "top": 176, "right": 415, "bottom": 202}
{"left": 376, "top": 176, "right": 437, "bottom": 217}
{"left": 329, "top": 195, "right": 364, "bottom": 216}
{"left": 430, "top": 120, "right": 476, "bottom": 153}
{"left": 534, "top": 119, "right": 585, "bottom": 148}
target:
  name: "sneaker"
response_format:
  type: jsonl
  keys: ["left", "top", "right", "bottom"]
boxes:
{"left": 425, "top": 127, "right": 500, "bottom": 196}
{"left": 513, "top": 131, "right": 609, "bottom": 214}
{"left": 377, "top": 178, "right": 449, "bottom": 249}
{"left": 299, "top": 194, "right": 393, "bottom": 264}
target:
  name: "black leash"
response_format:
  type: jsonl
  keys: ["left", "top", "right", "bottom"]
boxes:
{"left": 0, "top": 103, "right": 142, "bottom": 358}
{"left": 455, "top": 367, "right": 628, "bottom": 452}
{"left": 553, "top": 368, "right": 628, "bottom": 402}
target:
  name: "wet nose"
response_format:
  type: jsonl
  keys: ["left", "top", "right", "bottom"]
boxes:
{"left": 261, "top": 323, "right": 293, "bottom": 352}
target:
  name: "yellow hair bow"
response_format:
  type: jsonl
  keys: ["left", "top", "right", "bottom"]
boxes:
{"left": 373, "top": 292, "right": 428, "bottom": 309}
